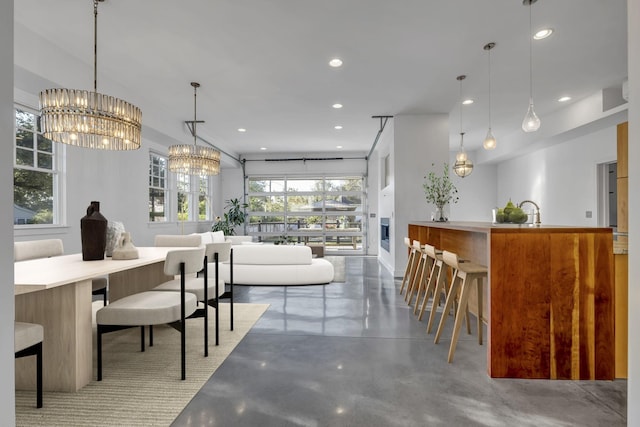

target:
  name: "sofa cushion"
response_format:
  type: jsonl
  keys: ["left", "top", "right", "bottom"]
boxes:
{"left": 230, "top": 244, "right": 312, "bottom": 265}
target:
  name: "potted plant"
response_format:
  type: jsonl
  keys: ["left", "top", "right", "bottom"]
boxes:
{"left": 423, "top": 163, "right": 459, "bottom": 222}
{"left": 212, "top": 198, "right": 248, "bottom": 236}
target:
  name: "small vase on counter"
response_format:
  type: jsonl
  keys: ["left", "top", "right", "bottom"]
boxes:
{"left": 112, "top": 232, "right": 139, "bottom": 260}
{"left": 81, "top": 201, "right": 107, "bottom": 261}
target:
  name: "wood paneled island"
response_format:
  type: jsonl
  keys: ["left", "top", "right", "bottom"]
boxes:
{"left": 409, "top": 221, "right": 614, "bottom": 380}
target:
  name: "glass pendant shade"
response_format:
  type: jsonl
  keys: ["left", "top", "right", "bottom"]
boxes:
{"left": 38, "top": 0, "right": 141, "bottom": 150}
{"left": 483, "top": 42, "right": 497, "bottom": 150}
{"left": 522, "top": 0, "right": 541, "bottom": 133}
{"left": 522, "top": 100, "right": 541, "bottom": 132}
{"left": 483, "top": 128, "right": 496, "bottom": 150}
{"left": 168, "top": 82, "right": 221, "bottom": 176}
{"left": 453, "top": 132, "right": 473, "bottom": 178}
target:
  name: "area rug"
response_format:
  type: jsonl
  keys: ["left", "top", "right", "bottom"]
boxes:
{"left": 15, "top": 302, "right": 269, "bottom": 427}
{"left": 325, "top": 256, "right": 346, "bottom": 282}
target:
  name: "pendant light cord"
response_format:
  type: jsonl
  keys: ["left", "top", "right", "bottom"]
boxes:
{"left": 93, "top": 0, "right": 98, "bottom": 93}
{"left": 193, "top": 84, "right": 198, "bottom": 145}
{"left": 488, "top": 48, "right": 492, "bottom": 127}
{"left": 528, "top": 2, "right": 533, "bottom": 103}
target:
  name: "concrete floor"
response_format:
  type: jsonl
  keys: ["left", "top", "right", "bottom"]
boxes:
{"left": 172, "top": 256, "right": 627, "bottom": 427}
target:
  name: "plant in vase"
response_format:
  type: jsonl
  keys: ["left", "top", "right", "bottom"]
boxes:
{"left": 423, "top": 163, "right": 459, "bottom": 222}
{"left": 212, "top": 198, "right": 248, "bottom": 236}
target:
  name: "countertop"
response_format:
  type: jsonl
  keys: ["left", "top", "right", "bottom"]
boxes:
{"left": 409, "top": 221, "right": 614, "bottom": 234}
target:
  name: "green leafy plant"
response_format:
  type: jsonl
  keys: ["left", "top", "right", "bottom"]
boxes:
{"left": 423, "top": 163, "right": 459, "bottom": 221}
{"left": 212, "top": 198, "right": 248, "bottom": 236}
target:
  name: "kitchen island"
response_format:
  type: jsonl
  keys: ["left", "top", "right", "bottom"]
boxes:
{"left": 409, "top": 221, "right": 614, "bottom": 380}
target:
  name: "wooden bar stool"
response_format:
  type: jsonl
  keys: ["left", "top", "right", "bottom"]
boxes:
{"left": 399, "top": 238, "right": 420, "bottom": 297}
{"left": 424, "top": 248, "right": 453, "bottom": 333}
{"left": 434, "top": 250, "right": 488, "bottom": 363}
{"left": 416, "top": 244, "right": 442, "bottom": 319}
{"left": 405, "top": 240, "right": 426, "bottom": 305}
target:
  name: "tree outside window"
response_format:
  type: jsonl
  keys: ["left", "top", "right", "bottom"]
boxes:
{"left": 14, "top": 108, "right": 58, "bottom": 225}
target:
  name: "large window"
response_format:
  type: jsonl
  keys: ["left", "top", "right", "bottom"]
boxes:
{"left": 149, "top": 154, "right": 212, "bottom": 223}
{"left": 247, "top": 175, "right": 365, "bottom": 253}
{"left": 176, "top": 173, "right": 211, "bottom": 222}
{"left": 14, "top": 107, "right": 61, "bottom": 226}
{"left": 149, "top": 153, "right": 168, "bottom": 222}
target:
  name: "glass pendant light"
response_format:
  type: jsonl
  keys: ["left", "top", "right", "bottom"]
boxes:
{"left": 453, "top": 75, "right": 473, "bottom": 178}
{"left": 483, "top": 42, "right": 497, "bottom": 150}
{"left": 522, "top": 0, "right": 541, "bottom": 132}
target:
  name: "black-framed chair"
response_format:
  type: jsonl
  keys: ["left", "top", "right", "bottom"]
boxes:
{"left": 96, "top": 247, "right": 204, "bottom": 381}
{"left": 15, "top": 322, "right": 43, "bottom": 408}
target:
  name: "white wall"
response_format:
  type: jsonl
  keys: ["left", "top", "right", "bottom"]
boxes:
{"left": 627, "top": 0, "right": 639, "bottom": 424}
{"left": 496, "top": 126, "right": 617, "bottom": 226}
{"left": 13, "top": 134, "right": 214, "bottom": 250}
{"left": 1, "top": 2, "right": 15, "bottom": 424}
{"left": 376, "top": 120, "right": 395, "bottom": 270}
{"left": 391, "top": 114, "right": 449, "bottom": 276}
{"left": 449, "top": 151, "right": 498, "bottom": 222}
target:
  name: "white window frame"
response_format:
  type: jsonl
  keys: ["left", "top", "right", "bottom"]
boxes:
{"left": 149, "top": 151, "right": 170, "bottom": 223}
{"left": 13, "top": 104, "right": 65, "bottom": 229}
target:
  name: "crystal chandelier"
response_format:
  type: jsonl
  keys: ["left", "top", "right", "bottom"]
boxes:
{"left": 453, "top": 75, "right": 473, "bottom": 178}
{"left": 522, "top": 0, "right": 541, "bottom": 132}
{"left": 39, "top": 0, "right": 142, "bottom": 150}
{"left": 168, "top": 82, "right": 221, "bottom": 176}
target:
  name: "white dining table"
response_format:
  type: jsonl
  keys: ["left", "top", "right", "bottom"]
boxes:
{"left": 14, "top": 247, "right": 177, "bottom": 392}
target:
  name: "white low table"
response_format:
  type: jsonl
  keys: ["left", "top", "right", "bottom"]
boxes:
{"left": 14, "top": 247, "right": 175, "bottom": 391}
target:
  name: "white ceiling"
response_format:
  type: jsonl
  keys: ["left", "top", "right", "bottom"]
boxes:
{"left": 14, "top": 0, "right": 628, "bottom": 159}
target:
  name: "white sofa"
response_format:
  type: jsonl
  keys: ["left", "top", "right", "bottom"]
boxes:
{"left": 220, "top": 244, "right": 334, "bottom": 285}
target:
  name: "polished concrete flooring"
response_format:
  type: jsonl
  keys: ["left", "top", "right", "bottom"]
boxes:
{"left": 172, "top": 256, "right": 627, "bottom": 427}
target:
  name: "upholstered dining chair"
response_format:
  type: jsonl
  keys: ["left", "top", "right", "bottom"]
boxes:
{"left": 14, "top": 239, "right": 109, "bottom": 306}
{"left": 152, "top": 242, "right": 230, "bottom": 353}
{"left": 15, "top": 322, "right": 43, "bottom": 408}
{"left": 96, "top": 247, "right": 205, "bottom": 381}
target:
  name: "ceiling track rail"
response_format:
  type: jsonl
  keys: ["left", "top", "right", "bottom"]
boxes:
{"left": 184, "top": 121, "right": 244, "bottom": 166}
{"left": 366, "top": 115, "right": 393, "bottom": 160}
{"left": 244, "top": 156, "right": 366, "bottom": 162}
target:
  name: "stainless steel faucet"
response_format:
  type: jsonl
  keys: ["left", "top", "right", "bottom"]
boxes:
{"left": 518, "top": 200, "right": 541, "bottom": 225}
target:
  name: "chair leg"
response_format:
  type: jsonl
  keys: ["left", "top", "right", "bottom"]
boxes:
{"left": 97, "top": 326, "right": 103, "bottom": 381}
{"left": 215, "top": 254, "right": 220, "bottom": 346}
{"left": 140, "top": 326, "right": 145, "bottom": 352}
{"left": 476, "top": 276, "right": 483, "bottom": 345}
{"left": 230, "top": 248, "right": 234, "bottom": 331}
{"left": 434, "top": 274, "right": 460, "bottom": 344}
{"left": 203, "top": 255, "right": 209, "bottom": 357}
{"left": 418, "top": 261, "right": 438, "bottom": 321}
{"left": 36, "top": 342, "right": 42, "bottom": 408}
{"left": 448, "top": 276, "right": 474, "bottom": 363}
{"left": 426, "top": 263, "right": 447, "bottom": 334}
{"left": 103, "top": 288, "right": 107, "bottom": 306}
{"left": 149, "top": 325, "right": 153, "bottom": 347}
{"left": 180, "top": 262, "right": 186, "bottom": 380}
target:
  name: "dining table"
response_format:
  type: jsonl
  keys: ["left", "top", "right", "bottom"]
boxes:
{"left": 14, "top": 247, "right": 177, "bottom": 392}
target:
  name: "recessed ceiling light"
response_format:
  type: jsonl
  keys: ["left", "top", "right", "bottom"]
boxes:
{"left": 336, "top": 145, "right": 343, "bottom": 149}
{"left": 329, "top": 58, "right": 343, "bottom": 68}
{"left": 462, "top": 99, "right": 474, "bottom": 105}
{"left": 534, "top": 28, "right": 553, "bottom": 40}
{"left": 237, "top": 128, "right": 246, "bottom": 132}
{"left": 332, "top": 103, "right": 343, "bottom": 109}
{"left": 334, "top": 125, "right": 343, "bottom": 130}
{"left": 558, "top": 96, "right": 571, "bottom": 102}
{"left": 260, "top": 147, "right": 267, "bottom": 151}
